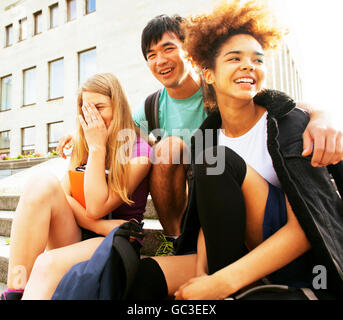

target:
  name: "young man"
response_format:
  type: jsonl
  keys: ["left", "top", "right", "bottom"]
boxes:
{"left": 59, "top": 14, "right": 343, "bottom": 256}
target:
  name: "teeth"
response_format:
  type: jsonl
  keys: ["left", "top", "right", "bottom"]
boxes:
{"left": 160, "top": 68, "right": 172, "bottom": 75}
{"left": 235, "top": 78, "right": 254, "bottom": 84}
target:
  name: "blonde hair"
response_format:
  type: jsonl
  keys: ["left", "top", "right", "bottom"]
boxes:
{"left": 70, "top": 73, "right": 138, "bottom": 205}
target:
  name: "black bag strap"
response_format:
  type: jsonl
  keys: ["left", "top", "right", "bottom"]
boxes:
{"left": 144, "top": 89, "right": 162, "bottom": 140}
{"left": 112, "top": 220, "right": 145, "bottom": 299}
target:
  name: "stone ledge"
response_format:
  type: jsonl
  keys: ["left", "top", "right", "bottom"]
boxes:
{"left": 0, "top": 156, "right": 58, "bottom": 170}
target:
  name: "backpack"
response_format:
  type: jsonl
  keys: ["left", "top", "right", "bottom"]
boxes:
{"left": 144, "top": 89, "right": 162, "bottom": 141}
{"left": 51, "top": 220, "right": 145, "bottom": 300}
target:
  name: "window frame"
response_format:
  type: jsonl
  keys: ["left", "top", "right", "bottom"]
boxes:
{"left": 5, "top": 24, "right": 14, "bottom": 47}
{"left": 67, "top": 0, "right": 77, "bottom": 21}
{"left": 49, "top": 3, "right": 59, "bottom": 29}
{"left": 19, "top": 17, "right": 28, "bottom": 41}
{"left": 47, "top": 121, "right": 64, "bottom": 152}
{"left": 85, "top": 0, "right": 96, "bottom": 14}
{"left": 23, "top": 67, "right": 37, "bottom": 107}
{"left": 78, "top": 47, "right": 96, "bottom": 86}
{"left": 0, "top": 74, "right": 12, "bottom": 111}
{"left": 33, "top": 10, "right": 43, "bottom": 35}
{"left": 48, "top": 58, "right": 64, "bottom": 100}
{"left": 21, "top": 126, "right": 36, "bottom": 156}
{"left": 0, "top": 130, "right": 10, "bottom": 156}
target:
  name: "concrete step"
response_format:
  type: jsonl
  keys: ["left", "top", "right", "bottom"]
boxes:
{"left": 0, "top": 282, "right": 6, "bottom": 296}
{"left": 0, "top": 236, "right": 10, "bottom": 284}
{"left": 0, "top": 197, "right": 158, "bottom": 237}
{"left": 0, "top": 211, "right": 14, "bottom": 237}
{"left": 0, "top": 219, "right": 163, "bottom": 285}
{"left": 0, "top": 195, "right": 158, "bottom": 218}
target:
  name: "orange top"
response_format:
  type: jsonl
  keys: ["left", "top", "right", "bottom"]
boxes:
{"left": 68, "top": 170, "right": 86, "bottom": 208}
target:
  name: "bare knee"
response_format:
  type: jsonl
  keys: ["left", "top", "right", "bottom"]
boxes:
{"left": 30, "top": 252, "right": 57, "bottom": 282}
{"left": 21, "top": 171, "right": 62, "bottom": 205}
{"left": 152, "top": 136, "right": 189, "bottom": 166}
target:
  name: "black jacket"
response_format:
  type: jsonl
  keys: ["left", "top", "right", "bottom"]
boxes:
{"left": 176, "top": 89, "right": 343, "bottom": 295}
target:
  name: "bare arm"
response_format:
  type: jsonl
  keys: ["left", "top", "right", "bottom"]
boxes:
{"left": 80, "top": 103, "right": 151, "bottom": 219}
{"left": 66, "top": 194, "right": 126, "bottom": 236}
{"left": 196, "top": 228, "right": 208, "bottom": 276}
{"left": 84, "top": 152, "right": 151, "bottom": 219}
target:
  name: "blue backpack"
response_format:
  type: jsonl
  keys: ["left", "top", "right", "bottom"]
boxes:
{"left": 52, "top": 220, "right": 144, "bottom": 300}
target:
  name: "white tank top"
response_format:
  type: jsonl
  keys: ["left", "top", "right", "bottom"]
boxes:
{"left": 218, "top": 112, "right": 280, "bottom": 187}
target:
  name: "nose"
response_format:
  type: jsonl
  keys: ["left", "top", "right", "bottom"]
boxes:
{"left": 156, "top": 52, "right": 168, "bottom": 66}
{"left": 240, "top": 59, "right": 255, "bottom": 71}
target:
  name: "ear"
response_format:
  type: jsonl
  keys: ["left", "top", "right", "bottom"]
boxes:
{"left": 203, "top": 69, "right": 215, "bottom": 85}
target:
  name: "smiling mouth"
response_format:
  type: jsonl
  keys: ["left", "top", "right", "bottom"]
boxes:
{"left": 234, "top": 77, "right": 256, "bottom": 85}
{"left": 159, "top": 68, "right": 173, "bottom": 75}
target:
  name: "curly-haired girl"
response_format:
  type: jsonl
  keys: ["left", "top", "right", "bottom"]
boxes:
{"left": 126, "top": 0, "right": 343, "bottom": 300}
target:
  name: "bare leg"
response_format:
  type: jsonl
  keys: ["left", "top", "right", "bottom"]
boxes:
{"left": 7, "top": 172, "right": 81, "bottom": 290}
{"left": 22, "top": 237, "right": 104, "bottom": 300}
{"left": 241, "top": 165, "right": 270, "bottom": 250}
{"left": 152, "top": 254, "right": 197, "bottom": 296}
{"left": 149, "top": 136, "right": 189, "bottom": 236}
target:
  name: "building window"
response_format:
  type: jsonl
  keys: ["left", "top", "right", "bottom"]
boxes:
{"left": 86, "top": 0, "right": 96, "bottom": 14}
{"left": 5, "top": 24, "right": 13, "bottom": 47}
{"left": 0, "top": 131, "right": 10, "bottom": 156}
{"left": 34, "top": 11, "right": 43, "bottom": 35}
{"left": 22, "top": 126, "right": 35, "bottom": 155}
{"left": 67, "top": 0, "right": 77, "bottom": 21}
{"left": 48, "top": 121, "right": 64, "bottom": 152}
{"left": 79, "top": 48, "right": 96, "bottom": 85}
{"left": 19, "top": 17, "right": 28, "bottom": 41}
{"left": 1, "top": 75, "right": 12, "bottom": 111}
{"left": 50, "top": 3, "right": 59, "bottom": 29}
{"left": 49, "top": 59, "right": 64, "bottom": 99}
{"left": 23, "top": 67, "right": 36, "bottom": 106}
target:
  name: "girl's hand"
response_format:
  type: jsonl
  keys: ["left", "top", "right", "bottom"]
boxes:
{"left": 174, "top": 274, "right": 229, "bottom": 300}
{"left": 79, "top": 103, "right": 113, "bottom": 151}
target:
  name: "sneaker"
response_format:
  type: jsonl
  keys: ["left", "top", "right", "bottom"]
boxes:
{"left": 154, "top": 233, "right": 176, "bottom": 256}
{"left": 1, "top": 289, "right": 24, "bottom": 300}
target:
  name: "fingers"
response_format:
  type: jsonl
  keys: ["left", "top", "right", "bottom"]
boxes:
{"left": 78, "top": 114, "right": 87, "bottom": 130}
{"left": 57, "top": 134, "right": 73, "bottom": 159}
{"left": 333, "top": 132, "right": 343, "bottom": 164}
{"left": 81, "top": 103, "right": 105, "bottom": 127}
{"left": 318, "top": 131, "right": 336, "bottom": 166}
{"left": 310, "top": 133, "right": 325, "bottom": 167}
{"left": 302, "top": 130, "right": 313, "bottom": 157}
{"left": 307, "top": 129, "right": 343, "bottom": 167}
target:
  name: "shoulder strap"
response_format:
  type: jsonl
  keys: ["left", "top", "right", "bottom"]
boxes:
{"left": 112, "top": 220, "right": 145, "bottom": 299}
{"left": 144, "top": 89, "right": 161, "bottom": 139}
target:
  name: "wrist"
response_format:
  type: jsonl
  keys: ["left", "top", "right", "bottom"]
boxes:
{"left": 88, "top": 145, "right": 106, "bottom": 154}
{"left": 212, "top": 268, "right": 242, "bottom": 298}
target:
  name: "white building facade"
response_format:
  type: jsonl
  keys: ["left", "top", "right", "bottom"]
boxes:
{"left": 0, "top": 0, "right": 302, "bottom": 157}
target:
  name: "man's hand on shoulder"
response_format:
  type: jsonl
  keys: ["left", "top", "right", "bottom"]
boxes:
{"left": 57, "top": 134, "right": 74, "bottom": 159}
{"left": 301, "top": 108, "right": 343, "bottom": 166}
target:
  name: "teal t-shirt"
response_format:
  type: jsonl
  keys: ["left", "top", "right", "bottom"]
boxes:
{"left": 132, "top": 87, "right": 207, "bottom": 146}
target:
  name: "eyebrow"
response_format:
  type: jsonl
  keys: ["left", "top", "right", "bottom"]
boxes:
{"left": 147, "top": 41, "right": 177, "bottom": 54}
{"left": 224, "top": 50, "right": 264, "bottom": 57}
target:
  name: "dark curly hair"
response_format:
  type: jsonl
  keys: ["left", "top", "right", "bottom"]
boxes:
{"left": 182, "top": 0, "right": 287, "bottom": 109}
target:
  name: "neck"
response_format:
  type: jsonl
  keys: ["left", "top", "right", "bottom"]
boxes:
{"left": 219, "top": 97, "right": 264, "bottom": 137}
{"left": 166, "top": 72, "right": 201, "bottom": 99}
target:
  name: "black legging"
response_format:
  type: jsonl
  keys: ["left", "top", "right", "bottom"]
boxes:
{"left": 127, "top": 145, "right": 248, "bottom": 299}
{"left": 194, "top": 145, "right": 248, "bottom": 274}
